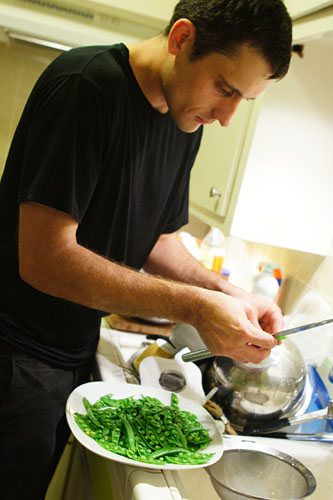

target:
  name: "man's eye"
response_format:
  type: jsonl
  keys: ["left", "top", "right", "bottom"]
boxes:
{"left": 218, "top": 85, "right": 232, "bottom": 97}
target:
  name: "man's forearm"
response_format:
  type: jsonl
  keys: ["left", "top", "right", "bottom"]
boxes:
{"left": 144, "top": 232, "right": 250, "bottom": 300}
{"left": 21, "top": 236, "right": 202, "bottom": 325}
{"left": 144, "top": 232, "right": 283, "bottom": 335}
{"left": 19, "top": 202, "right": 202, "bottom": 324}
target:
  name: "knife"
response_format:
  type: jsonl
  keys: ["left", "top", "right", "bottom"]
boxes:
{"left": 182, "top": 318, "right": 333, "bottom": 363}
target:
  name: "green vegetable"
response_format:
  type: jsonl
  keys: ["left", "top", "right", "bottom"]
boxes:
{"left": 74, "top": 392, "right": 213, "bottom": 466}
{"left": 120, "top": 415, "right": 136, "bottom": 450}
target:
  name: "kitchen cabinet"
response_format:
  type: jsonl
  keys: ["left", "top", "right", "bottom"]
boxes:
{"left": 189, "top": 98, "right": 262, "bottom": 235}
{"left": 0, "top": 0, "right": 176, "bottom": 49}
{"left": 230, "top": 32, "right": 333, "bottom": 255}
{"left": 284, "top": 0, "right": 331, "bottom": 19}
{"left": 84, "top": 0, "right": 176, "bottom": 25}
{"left": 292, "top": 5, "right": 333, "bottom": 42}
{"left": 189, "top": 6, "right": 333, "bottom": 254}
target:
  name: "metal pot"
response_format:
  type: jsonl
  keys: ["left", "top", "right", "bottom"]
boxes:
{"left": 203, "top": 339, "right": 307, "bottom": 432}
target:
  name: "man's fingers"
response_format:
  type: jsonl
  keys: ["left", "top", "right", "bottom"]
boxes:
{"left": 246, "top": 324, "right": 278, "bottom": 349}
{"left": 245, "top": 303, "right": 261, "bottom": 329}
{"left": 246, "top": 345, "right": 272, "bottom": 363}
{"left": 226, "top": 345, "right": 272, "bottom": 365}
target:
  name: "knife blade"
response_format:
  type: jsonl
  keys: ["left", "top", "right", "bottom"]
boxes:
{"left": 182, "top": 318, "right": 333, "bottom": 363}
{"left": 274, "top": 318, "right": 333, "bottom": 340}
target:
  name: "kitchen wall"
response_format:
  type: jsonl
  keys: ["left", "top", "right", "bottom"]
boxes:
{"left": 183, "top": 213, "right": 333, "bottom": 315}
{"left": 0, "top": 37, "right": 62, "bottom": 175}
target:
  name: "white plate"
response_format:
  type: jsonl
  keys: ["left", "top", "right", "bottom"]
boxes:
{"left": 66, "top": 380, "right": 223, "bottom": 470}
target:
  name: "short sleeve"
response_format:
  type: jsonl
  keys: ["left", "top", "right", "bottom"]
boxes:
{"left": 18, "top": 74, "right": 108, "bottom": 222}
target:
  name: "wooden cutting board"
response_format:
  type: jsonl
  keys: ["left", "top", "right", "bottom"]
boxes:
{"left": 105, "top": 314, "right": 174, "bottom": 336}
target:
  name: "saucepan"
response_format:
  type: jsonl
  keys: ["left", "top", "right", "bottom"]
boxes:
{"left": 171, "top": 322, "right": 332, "bottom": 434}
{"left": 202, "top": 338, "right": 309, "bottom": 432}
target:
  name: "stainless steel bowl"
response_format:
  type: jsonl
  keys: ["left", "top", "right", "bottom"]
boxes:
{"left": 204, "top": 339, "right": 307, "bottom": 431}
{"left": 206, "top": 442, "right": 316, "bottom": 500}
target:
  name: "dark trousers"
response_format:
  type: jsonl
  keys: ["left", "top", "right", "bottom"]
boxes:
{"left": 0, "top": 346, "right": 93, "bottom": 500}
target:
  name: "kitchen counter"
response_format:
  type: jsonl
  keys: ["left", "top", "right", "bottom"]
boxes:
{"left": 96, "top": 326, "right": 333, "bottom": 500}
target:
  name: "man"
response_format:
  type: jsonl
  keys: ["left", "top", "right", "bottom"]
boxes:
{"left": 0, "top": 0, "right": 292, "bottom": 498}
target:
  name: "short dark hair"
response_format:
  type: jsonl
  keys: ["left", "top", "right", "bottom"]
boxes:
{"left": 164, "top": 0, "right": 292, "bottom": 79}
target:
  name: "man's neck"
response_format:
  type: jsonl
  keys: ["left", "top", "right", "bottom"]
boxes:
{"left": 127, "top": 36, "right": 169, "bottom": 114}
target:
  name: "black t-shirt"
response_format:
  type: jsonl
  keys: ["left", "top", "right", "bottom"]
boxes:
{"left": 0, "top": 43, "right": 202, "bottom": 367}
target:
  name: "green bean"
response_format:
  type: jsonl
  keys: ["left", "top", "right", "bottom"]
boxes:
{"left": 111, "top": 427, "right": 121, "bottom": 445}
{"left": 171, "top": 393, "right": 180, "bottom": 409}
{"left": 173, "top": 423, "right": 188, "bottom": 449}
{"left": 120, "top": 415, "right": 136, "bottom": 450}
{"left": 149, "top": 446, "right": 188, "bottom": 459}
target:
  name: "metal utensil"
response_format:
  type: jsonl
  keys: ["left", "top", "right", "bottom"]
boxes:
{"left": 206, "top": 442, "right": 317, "bottom": 500}
{"left": 250, "top": 431, "right": 333, "bottom": 443}
{"left": 243, "top": 398, "right": 333, "bottom": 435}
{"left": 182, "top": 318, "right": 333, "bottom": 363}
{"left": 274, "top": 318, "right": 333, "bottom": 340}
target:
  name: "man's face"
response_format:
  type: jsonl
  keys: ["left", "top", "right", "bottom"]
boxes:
{"left": 161, "top": 43, "right": 273, "bottom": 133}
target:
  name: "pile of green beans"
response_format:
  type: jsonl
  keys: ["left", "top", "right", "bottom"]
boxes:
{"left": 74, "top": 392, "right": 214, "bottom": 465}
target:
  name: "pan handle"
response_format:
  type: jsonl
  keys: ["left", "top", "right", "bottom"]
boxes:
{"left": 243, "top": 402, "right": 331, "bottom": 435}
{"left": 243, "top": 417, "right": 292, "bottom": 435}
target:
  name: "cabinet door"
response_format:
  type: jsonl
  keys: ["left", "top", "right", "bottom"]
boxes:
{"left": 284, "top": 0, "right": 331, "bottom": 19}
{"left": 292, "top": 5, "right": 333, "bottom": 42}
{"left": 230, "top": 35, "right": 333, "bottom": 255}
{"left": 189, "top": 98, "right": 261, "bottom": 234}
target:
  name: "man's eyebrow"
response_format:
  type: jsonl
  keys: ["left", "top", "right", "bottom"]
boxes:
{"left": 218, "top": 74, "right": 244, "bottom": 97}
{"left": 218, "top": 75, "right": 258, "bottom": 101}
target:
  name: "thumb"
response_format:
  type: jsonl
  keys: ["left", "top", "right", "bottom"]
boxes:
{"left": 244, "top": 303, "right": 277, "bottom": 349}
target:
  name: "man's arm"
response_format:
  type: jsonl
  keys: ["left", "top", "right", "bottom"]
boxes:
{"left": 144, "top": 231, "right": 284, "bottom": 334}
{"left": 19, "top": 202, "right": 277, "bottom": 363}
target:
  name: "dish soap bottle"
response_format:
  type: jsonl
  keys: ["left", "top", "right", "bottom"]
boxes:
{"left": 201, "top": 226, "right": 226, "bottom": 274}
{"left": 252, "top": 263, "right": 280, "bottom": 302}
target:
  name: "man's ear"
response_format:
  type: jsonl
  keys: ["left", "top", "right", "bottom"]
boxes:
{"left": 168, "top": 18, "right": 196, "bottom": 56}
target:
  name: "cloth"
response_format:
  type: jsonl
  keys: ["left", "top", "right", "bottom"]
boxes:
{"left": 0, "top": 43, "right": 202, "bottom": 368}
{"left": 0, "top": 342, "right": 93, "bottom": 500}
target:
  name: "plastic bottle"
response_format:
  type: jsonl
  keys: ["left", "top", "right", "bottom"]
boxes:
{"left": 222, "top": 268, "right": 230, "bottom": 280}
{"left": 251, "top": 263, "right": 280, "bottom": 302}
{"left": 132, "top": 338, "right": 177, "bottom": 373}
{"left": 178, "top": 231, "right": 202, "bottom": 261}
{"left": 200, "top": 227, "right": 226, "bottom": 274}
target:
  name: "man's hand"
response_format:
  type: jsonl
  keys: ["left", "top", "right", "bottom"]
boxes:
{"left": 145, "top": 231, "right": 283, "bottom": 364}
{"left": 193, "top": 289, "right": 278, "bottom": 364}
{"left": 245, "top": 294, "right": 284, "bottom": 334}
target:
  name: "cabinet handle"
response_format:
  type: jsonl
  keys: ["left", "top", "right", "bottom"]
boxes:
{"left": 210, "top": 187, "right": 222, "bottom": 198}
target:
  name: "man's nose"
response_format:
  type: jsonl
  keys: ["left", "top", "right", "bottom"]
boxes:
{"left": 214, "top": 95, "right": 243, "bottom": 127}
